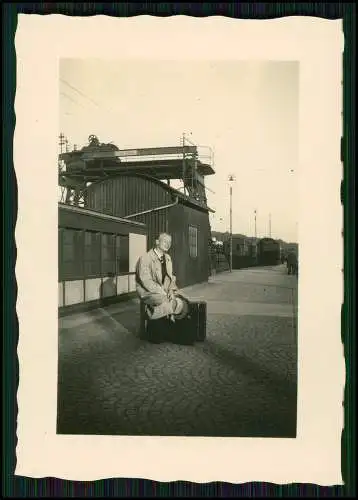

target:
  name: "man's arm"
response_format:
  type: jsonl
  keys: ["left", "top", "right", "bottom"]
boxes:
{"left": 167, "top": 259, "right": 180, "bottom": 300}
{"left": 168, "top": 275, "right": 179, "bottom": 292}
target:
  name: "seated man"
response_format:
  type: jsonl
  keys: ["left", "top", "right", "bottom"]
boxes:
{"left": 135, "top": 232, "right": 188, "bottom": 323}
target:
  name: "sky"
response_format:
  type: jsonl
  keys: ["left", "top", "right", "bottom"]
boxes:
{"left": 59, "top": 59, "right": 299, "bottom": 243}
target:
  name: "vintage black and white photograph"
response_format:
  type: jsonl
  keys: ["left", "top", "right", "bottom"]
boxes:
{"left": 57, "top": 59, "right": 299, "bottom": 438}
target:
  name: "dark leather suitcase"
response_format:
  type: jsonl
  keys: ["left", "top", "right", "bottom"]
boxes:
{"left": 140, "top": 299, "right": 207, "bottom": 343}
{"left": 172, "top": 300, "right": 207, "bottom": 342}
{"left": 188, "top": 300, "right": 207, "bottom": 341}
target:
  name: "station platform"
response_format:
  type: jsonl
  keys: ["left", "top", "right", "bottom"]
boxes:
{"left": 57, "top": 265, "right": 298, "bottom": 438}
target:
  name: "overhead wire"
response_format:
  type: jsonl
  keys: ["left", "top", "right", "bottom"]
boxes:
{"left": 60, "top": 78, "right": 101, "bottom": 108}
{"left": 60, "top": 78, "right": 118, "bottom": 121}
{"left": 60, "top": 78, "right": 120, "bottom": 150}
{"left": 60, "top": 91, "right": 86, "bottom": 109}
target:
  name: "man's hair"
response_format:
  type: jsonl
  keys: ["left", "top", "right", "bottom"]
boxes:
{"left": 155, "top": 233, "right": 172, "bottom": 249}
{"left": 157, "top": 232, "right": 172, "bottom": 241}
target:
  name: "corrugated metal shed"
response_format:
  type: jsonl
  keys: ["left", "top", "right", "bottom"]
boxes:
{"left": 86, "top": 174, "right": 211, "bottom": 288}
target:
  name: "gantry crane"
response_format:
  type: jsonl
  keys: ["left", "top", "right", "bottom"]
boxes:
{"left": 58, "top": 134, "right": 215, "bottom": 208}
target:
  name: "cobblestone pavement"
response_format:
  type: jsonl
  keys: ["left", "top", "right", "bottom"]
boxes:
{"left": 57, "top": 265, "right": 297, "bottom": 437}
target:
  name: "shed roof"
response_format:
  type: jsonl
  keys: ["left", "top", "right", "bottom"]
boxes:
{"left": 86, "top": 173, "right": 215, "bottom": 214}
{"left": 58, "top": 202, "right": 146, "bottom": 227}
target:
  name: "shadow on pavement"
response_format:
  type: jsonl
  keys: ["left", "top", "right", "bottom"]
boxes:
{"left": 202, "top": 338, "right": 297, "bottom": 401}
{"left": 57, "top": 288, "right": 297, "bottom": 437}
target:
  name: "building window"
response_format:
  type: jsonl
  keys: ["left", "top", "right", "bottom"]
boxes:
{"left": 189, "top": 225, "right": 198, "bottom": 259}
{"left": 116, "top": 234, "right": 129, "bottom": 274}
{"left": 58, "top": 228, "right": 63, "bottom": 282}
{"left": 60, "top": 228, "right": 84, "bottom": 280}
{"left": 101, "top": 233, "right": 116, "bottom": 277}
{"left": 62, "top": 228, "right": 76, "bottom": 262}
{"left": 84, "top": 230, "right": 101, "bottom": 277}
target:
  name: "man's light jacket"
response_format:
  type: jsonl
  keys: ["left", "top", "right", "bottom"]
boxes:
{"left": 135, "top": 248, "right": 179, "bottom": 319}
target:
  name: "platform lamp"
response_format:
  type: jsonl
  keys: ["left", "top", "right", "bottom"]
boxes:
{"left": 228, "top": 174, "right": 236, "bottom": 272}
{"left": 254, "top": 209, "right": 257, "bottom": 239}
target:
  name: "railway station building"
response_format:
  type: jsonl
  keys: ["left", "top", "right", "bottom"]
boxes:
{"left": 58, "top": 136, "right": 216, "bottom": 313}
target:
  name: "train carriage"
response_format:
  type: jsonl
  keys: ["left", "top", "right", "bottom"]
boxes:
{"left": 222, "top": 236, "right": 258, "bottom": 269}
{"left": 257, "top": 237, "right": 281, "bottom": 266}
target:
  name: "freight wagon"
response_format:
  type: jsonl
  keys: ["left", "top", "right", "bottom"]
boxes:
{"left": 257, "top": 237, "right": 281, "bottom": 266}
{"left": 223, "top": 236, "right": 258, "bottom": 269}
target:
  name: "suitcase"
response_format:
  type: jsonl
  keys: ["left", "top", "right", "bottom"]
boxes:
{"left": 171, "top": 300, "right": 207, "bottom": 342}
{"left": 140, "top": 299, "right": 207, "bottom": 343}
{"left": 188, "top": 301, "right": 207, "bottom": 341}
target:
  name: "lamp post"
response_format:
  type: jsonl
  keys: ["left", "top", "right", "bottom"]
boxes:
{"left": 228, "top": 174, "right": 236, "bottom": 272}
{"left": 182, "top": 132, "right": 186, "bottom": 195}
{"left": 269, "top": 213, "right": 272, "bottom": 238}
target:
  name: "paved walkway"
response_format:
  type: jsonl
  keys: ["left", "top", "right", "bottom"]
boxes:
{"left": 57, "top": 265, "right": 298, "bottom": 438}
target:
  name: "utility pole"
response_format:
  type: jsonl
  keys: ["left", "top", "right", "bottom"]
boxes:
{"left": 58, "top": 133, "right": 67, "bottom": 204}
{"left": 229, "top": 184, "right": 232, "bottom": 272}
{"left": 59, "top": 133, "right": 66, "bottom": 154}
{"left": 254, "top": 209, "right": 257, "bottom": 239}
{"left": 228, "top": 174, "right": 236, "bottom": 272}
{"left": 269, "top": 213, "right": 272, "bottom": 238}
{"left": 182, "top": 132, "right": 186, "bottom": 196}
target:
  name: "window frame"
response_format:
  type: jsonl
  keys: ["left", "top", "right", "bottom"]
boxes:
{"left": 59, "top": 226, "right": 131, "bottom": 282}
{"left": 101, "top": 232, "right": 117, "bottom": 277}
{"left": 188, "top": 224, "right": 198, "bottom": 259}
{"left": 83, "top": 230, "right": 102, "bottom": 279}
{"left": 59, "top": 227, "right": 84, "bottom": 281}
{"left": 115, "top": 234, "right": 130, "bottom": 275}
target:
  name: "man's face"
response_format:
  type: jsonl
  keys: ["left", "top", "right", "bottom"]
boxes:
{"left": 157, "top": 235, "right": 172, "bottom": 253}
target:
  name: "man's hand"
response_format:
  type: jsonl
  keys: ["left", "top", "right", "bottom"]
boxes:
{"left": 168, "top": 288, "right": 178, "bottom": 301}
